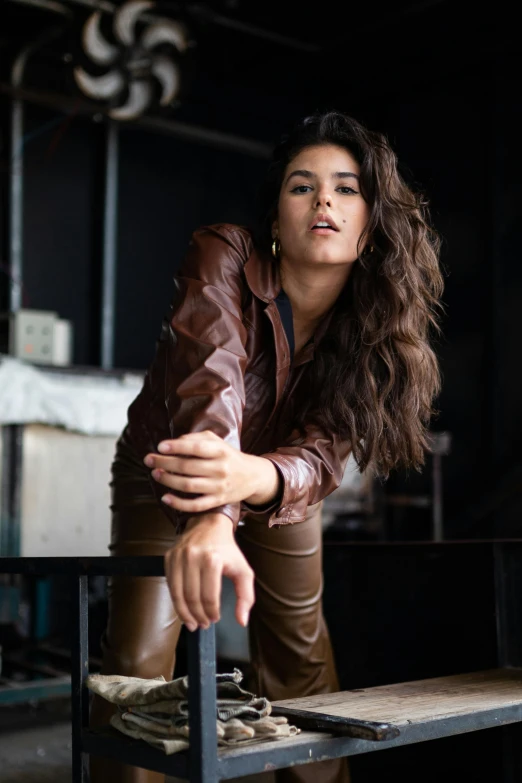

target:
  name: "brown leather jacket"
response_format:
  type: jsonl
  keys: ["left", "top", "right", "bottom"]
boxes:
{"left": 120, "top": 224, "right": 352, "bottom": 533}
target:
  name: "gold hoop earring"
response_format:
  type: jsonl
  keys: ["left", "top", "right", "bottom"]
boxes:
{"left": 271, "top": 238, "right": 280, "bottom": 260}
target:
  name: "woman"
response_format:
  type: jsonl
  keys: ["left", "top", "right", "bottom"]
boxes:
{"left": 90, "top": 111, "right": 443, "bottom": 783}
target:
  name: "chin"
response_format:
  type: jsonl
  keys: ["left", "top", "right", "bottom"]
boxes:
{"left": 309, "top": 250, "right": 343, "bottom": 265}
{"left": 294, "top": 239, "right": 348, "bottom": 266}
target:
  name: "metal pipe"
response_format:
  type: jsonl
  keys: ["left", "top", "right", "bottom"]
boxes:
{"left": 0, "top": 82, "right": 272, "bottom": 159}
{"left": 9, "top": 96, "right": 23, "bottom": 313}
{"left": 8, "top": 24, "right": 71, "bottom": 313}
{"left": 100, "top": 121, "right": 119, "bottom": 370}
{"left": 137, "top": 114, "right": 272, "bottom": 158}
{"left": 188, "top": 4, "right": 320, "bottom": 52}
{"left": 6, "top": 0, "right": 70, "bottom": 14}
{"left": 9, "top": 47, "right": 33, "bottom": 315}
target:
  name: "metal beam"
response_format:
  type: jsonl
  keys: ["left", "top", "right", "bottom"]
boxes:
{"left": 0, "top": 83, "right": 272, "bottom": 159}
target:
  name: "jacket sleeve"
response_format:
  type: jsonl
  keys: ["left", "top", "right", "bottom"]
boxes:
{"left": 126, "top": 226, "right": 248, "bottom": 533}
{"left": 240, "top": 415, "right": 352, "bottom": 526}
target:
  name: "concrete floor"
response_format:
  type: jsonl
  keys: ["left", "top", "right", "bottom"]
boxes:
{"left": 1, "top": 722, "right": 72, "bottom": 783}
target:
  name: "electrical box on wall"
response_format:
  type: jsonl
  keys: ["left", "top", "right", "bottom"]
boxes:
{"left": 0, "top": 309, "right": 73, "bottom": 366}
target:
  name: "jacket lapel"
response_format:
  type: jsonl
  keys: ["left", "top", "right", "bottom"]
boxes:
{"left": 244, "top": 244, "right": 336, "bottom": 384}
{"left": 244, "top": 248, "right": 291, "bottom": 404}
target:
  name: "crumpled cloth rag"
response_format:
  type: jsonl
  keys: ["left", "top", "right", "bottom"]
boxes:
{"left": 87, "top": 668, "right": 300, "bottom": 754}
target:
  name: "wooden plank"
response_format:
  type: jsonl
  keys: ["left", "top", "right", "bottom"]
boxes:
{"left": 271, "top": 669, "right": 522, "bottom": 726}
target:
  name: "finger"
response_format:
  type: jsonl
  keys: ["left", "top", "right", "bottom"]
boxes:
{"left": 225, "top": 562, "right": 255, "bottom": 628}
{"left": 147, "top": 454, "right": 219, "bottom": 476}
{"left": 161, "top": 493, "right": 224, "bottom": 512}
{"left": 165, "top": 550, "right": 197, "bottom": 632}
{"left": 157, "top": 438, "right": 223, "bottom": 458}
{"left": 152, "top": 470, "right": 219, "bottom": 495}
{"left": 200, "top": 551, "right": 223, "bottom": 624}
{"left": 183, "top": 549, "right": 210, "bottom": 628}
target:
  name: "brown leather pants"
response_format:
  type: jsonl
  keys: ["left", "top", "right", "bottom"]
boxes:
{"left": 90, "top": 461, "right": 349, "bottom": 783}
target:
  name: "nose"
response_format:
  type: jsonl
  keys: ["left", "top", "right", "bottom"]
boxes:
{"left": 314, "top": 186, "right": 332, "bottom": 208}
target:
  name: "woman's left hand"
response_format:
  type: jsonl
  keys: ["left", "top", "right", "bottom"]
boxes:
{"left": 144, "top": 431, "right": 259, "bottom": 513}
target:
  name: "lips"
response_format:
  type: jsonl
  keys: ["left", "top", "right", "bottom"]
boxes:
{"left": 308, "top": 213, "right": 339, "bottom": 232}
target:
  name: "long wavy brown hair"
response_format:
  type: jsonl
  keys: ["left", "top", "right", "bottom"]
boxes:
{"left": 256, "top": 111, "right": 444, "bottom": 476}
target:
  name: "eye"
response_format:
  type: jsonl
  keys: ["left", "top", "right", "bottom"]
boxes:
{"left": 337, "top": 186, "right": 358, "bottom": 195}
{"left": 290, "top": 184, "right": 312, "bottom": 193}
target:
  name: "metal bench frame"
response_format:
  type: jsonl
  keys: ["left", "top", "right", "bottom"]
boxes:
{"left": 1, "top": 542, "right": 522, "bottom": 781}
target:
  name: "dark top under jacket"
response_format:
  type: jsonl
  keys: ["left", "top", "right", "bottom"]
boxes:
{"left": 274, "top": 288, "right": 295, "bottom": 363}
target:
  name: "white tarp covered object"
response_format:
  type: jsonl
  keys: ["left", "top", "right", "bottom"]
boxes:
{"left": 0, "top": 355, "right": 143, "bottom": 436}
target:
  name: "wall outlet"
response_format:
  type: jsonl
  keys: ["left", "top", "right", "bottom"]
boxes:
{"left": 0, "top": 310, "right": 74, "bottom": 365}
{"left": 9, "top": 310, "right": 57, "bottom": 364}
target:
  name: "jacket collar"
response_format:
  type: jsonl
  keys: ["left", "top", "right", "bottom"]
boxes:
{"left": 244, "top": 246, "right": 281, "bottom": 304}
{"left": 244, "top": 245, "right": 336, "bottom": 361}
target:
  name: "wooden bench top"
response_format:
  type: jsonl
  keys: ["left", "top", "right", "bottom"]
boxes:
{"left": 271, "top": 668, "right": 522, "bottom": 726}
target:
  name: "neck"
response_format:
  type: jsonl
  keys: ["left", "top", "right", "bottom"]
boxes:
{"left": 278, "top": 257, "right": 353, "bottom": 325}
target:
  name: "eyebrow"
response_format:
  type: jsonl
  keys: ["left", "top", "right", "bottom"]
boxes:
{"left": 285, "top": 169, "right": 360, "bottom": 185}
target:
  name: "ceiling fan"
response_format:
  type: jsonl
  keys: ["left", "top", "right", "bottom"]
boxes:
{"left": 73, "top": 0, "right": 188, "bottom": 121}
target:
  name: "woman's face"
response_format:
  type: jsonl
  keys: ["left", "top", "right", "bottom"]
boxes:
{"left": 274, "top": 143, "right": 370, "bottom": 267}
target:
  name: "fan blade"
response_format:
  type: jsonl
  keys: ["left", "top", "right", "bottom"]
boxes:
{"left": 151, "top": 56, "right": 180, "bottom": 106}
{"left": 74, "top": 66, "right": 125, "bottom": 99}
{"left": 114, "top": 0, "right": 154, "bottom": 47}
{"left": 141, "top": 20, "right": 188, "bottom": 53}
{"left": 109, "top": 80, "right": 152, "bottom": 120}
{"left": 82, "top": 11, "right": 119, "bottom": 66}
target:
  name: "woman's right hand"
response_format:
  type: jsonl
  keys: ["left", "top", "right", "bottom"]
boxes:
{"left": 164, "top": 513, "right": 255, "bottom": 632}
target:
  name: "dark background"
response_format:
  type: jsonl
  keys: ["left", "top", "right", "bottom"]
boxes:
{"left": 0, "top": 0, "right": 520, "bottom": 535}
{"left": 1, "top": 3, "right": 522, "bottom": 781}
